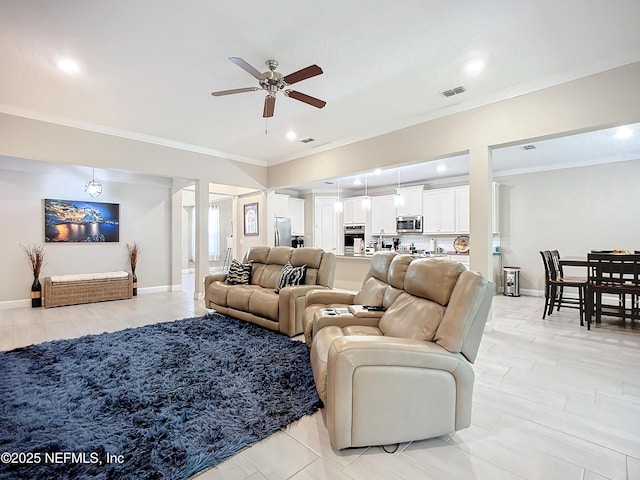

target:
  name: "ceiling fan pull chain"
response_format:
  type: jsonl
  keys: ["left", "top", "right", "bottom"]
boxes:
{"left": 265, "top": 118, "right": 268, "bottom": 135}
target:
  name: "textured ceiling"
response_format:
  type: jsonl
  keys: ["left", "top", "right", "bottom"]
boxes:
{"left": 2, "top": 0, "right": 640, "bottom": 170}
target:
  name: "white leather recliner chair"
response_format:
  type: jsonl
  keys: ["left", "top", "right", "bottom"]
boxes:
{"left": 308, "top": 255, "right": 494, "bottom": 450}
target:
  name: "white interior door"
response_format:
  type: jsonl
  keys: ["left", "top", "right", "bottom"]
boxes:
{"left": 314, "top": 196, "right": 339, "bottom": 253}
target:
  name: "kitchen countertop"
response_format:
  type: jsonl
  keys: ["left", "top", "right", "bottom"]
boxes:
{"left": 338, "top": 252, "right": 501, "bottom": 258}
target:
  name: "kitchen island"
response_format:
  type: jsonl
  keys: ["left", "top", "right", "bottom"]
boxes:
{"left": 335, "top": 252, "right": 502, "bottom": 291}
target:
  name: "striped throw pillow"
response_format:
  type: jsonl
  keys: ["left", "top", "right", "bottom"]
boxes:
{"left": 225, "top": 259, "right": 252, "bottom": 285}
{"left": 275, "top": 262, "right": 307, "bottom": 293}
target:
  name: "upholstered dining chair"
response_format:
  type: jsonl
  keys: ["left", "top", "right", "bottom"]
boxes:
{"left": 540, "top": 250, "right": 588, "bottom": 326}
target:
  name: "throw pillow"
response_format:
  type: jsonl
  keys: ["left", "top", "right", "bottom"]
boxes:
{"left": 225, "top": 259, "right": 252, "bottom": 285}
{"left": 275, "top": 262, "right": 307, "bottom": 293}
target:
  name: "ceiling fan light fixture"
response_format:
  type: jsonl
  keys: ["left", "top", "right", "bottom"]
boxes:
{"left": 212, "top": 57, "right": 326, "bottom": 118}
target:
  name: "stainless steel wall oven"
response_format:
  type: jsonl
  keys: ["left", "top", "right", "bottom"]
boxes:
{"left": 344, "top": 224, "right": 365, "bottom": 254}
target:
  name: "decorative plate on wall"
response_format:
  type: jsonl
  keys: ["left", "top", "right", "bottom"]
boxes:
{"left": 454, "top": 235, "right": 470, "bottom": 253}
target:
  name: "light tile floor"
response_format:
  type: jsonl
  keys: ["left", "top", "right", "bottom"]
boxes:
{"left": 1, "top": 290, "right": 639, "bottom": 480}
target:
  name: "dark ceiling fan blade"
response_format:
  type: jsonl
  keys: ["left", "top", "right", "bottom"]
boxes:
{"left": 263, "top": 95, "right": 275, "bottom": 118}
{"left": 283, "top": 64, "right": 323, "bottom": 85}
{"left": 285, "top": 90, "right": 326, "bottom": 109}
{"left": 211, "top": 87, "right": 260, "bottom": 97}
{"left": 229, "top": 57, "right": 266, "bottom": 80}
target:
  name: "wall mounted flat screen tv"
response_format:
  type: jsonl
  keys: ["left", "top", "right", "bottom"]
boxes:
{"left": 44, "top": 199, "right": 120, "bottom": 243}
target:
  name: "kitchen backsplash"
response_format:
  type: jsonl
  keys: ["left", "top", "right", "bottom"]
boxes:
{"left": 371, "top": 234, "right": 500, "bottom": 254}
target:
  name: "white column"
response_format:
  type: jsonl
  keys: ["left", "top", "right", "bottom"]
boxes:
{"left": 170, "top": 185, "right": 183, "bottom": 291}
{"left": 468, "top": 144, "right": 494, "bottom": 331}
{"left": 194, "top": 179, "right": 209, "bottom": 300}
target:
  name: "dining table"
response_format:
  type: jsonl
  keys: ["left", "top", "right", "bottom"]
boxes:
{"left": 560, "top": 254, "right": 640, "bottom": 329}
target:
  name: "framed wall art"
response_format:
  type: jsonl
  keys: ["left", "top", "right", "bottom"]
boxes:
{"left": 44, "top": 198, "right": 120, "bottom": 243}
{"left": 243, "top": 202, "right": 259, "bottom": 236}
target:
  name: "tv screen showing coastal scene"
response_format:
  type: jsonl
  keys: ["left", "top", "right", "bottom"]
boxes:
{"left": 44, "top": 199, "right": 120, "bottom": 243}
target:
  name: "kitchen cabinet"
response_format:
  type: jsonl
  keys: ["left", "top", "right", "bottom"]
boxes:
{"left": 269, "top": 192, "right": 290, "bottom": 218}
{"left": 289, "top": 197, "right": 305, "bottom": 236}
{"left": 422, "top": 183, "right": 497, "bottom": 235}
{"left": 344, "top": 196, "right": 367, "bottom": 225}
{"left": 371, "top": 195, "right": 397, "bottom": 235}
{"left": 455, "top": 186, "right": 470, "bottom": 233}
{"left": 423, "top": 189, "right": 456, "bottom": 233}
{"left": 395, "top": 186, "right": 424, "bottom": 216}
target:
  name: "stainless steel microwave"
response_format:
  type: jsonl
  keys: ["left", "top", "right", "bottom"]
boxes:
{"left": 396, "top": 215, "right": 423, "bottom": 233}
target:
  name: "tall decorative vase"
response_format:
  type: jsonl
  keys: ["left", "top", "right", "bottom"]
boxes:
{"left": 31, "top": 273, "right": 42, "bottom": 308}
{"left": 132, "top": 270, "right": 138, "bottom": 296}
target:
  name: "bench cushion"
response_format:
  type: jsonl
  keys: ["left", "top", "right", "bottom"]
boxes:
{"left": 50, "top": 271, "right": 129, "bottom": 283}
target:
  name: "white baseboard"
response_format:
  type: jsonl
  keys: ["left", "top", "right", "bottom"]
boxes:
{"left": 0, "top": 299, "right": 32, "bottom": 310}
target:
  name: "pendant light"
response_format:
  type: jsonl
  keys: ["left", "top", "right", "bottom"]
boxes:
{"left": 85, "top": 168, "right": 103, "bottom": 197}
{"left": 334, "top": 178, "right": 343, "bottom": 212}
{"left": 394, "top": 168, "right": 404, "bottom": 207}
{"left": 362, "top": 174, "right": 371, "bottom": 210}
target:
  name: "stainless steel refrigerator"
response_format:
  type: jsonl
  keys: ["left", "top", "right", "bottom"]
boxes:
{"left": 274, "top": 217, "right": 291, "bottom": 246}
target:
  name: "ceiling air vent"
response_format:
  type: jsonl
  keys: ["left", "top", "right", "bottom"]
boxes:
{"left": 522, "top": 144, "right": 536, "bottom": 150}
{"left": 300, "top": 137, "right": 315, "bottom": 144}
{"left": 441, "top": 85, "right": 466, "bottom": 98}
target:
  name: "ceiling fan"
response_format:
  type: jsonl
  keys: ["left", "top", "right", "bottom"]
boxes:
{"left": 211, "top": 57, "right": 326, "bottom": 118}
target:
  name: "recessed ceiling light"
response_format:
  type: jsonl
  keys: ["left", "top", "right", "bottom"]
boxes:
{"left": 614, "top": 126, "right": 633, "bottom": 140}
{"left": 286, "top": 130, "right": 297, "bottom": 141}
{"left": 464, "top": 59, "right": 485, "bottom": 75}
{"left": 436, "top": 165, "right": 447, "bottom": 173}
{"left": 57, "top": 58, "right": 80, "bottom": 74}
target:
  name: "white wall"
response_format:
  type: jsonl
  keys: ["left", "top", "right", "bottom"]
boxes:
{"left": 496, "top": 159, "right": 640, "bottom": 293}
{"left": 0, "top": 164, "right": 173, "bottom": 306}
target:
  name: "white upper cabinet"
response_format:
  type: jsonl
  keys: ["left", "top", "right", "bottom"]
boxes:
{"left": 395, "top": 186, "right": 424, "bottom": 216}
{"left": 344, "top": 196, "right": 367, "bottom": 225}
{"left": 288, "top": 197, "right": 305, "bottom": 236}
{"left": 423, "top": 189, "right": 456, "bottom": 234}
{"left": 371, "top": 195, "right": 397, "bottom": 235}
{"left": 269, "top": 192, "right": 290, "bottom": 218}
{"left": 454, "top": 186, "right": 470, "bottom": 233}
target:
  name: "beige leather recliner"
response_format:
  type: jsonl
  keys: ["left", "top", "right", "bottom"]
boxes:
{"left": 308, "top": 254, "right": 494, "bottom": 450}
{"left": 303, "top": 251, "right": 400, "bottom": 347}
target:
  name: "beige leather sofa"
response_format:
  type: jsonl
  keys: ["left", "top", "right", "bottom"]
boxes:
{"left": 204, "top": 246, "right": 336, "bottom": 336}
{"left": 306, "top": 252, "right": 494, "bottom": 449}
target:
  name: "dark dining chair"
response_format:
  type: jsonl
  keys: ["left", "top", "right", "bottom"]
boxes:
{"left": 540, "top": 250, "right": 588, "bottom": 326}
{"left": 586, "top": 253, "right": 640, "bottom": 328}
{"left": 550, "top": 250, "right": 575, "bottom": 310}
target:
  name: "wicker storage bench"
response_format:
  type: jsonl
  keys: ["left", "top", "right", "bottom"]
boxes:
{"left": 43, "top": 271, "right": 133, "bottom": 307}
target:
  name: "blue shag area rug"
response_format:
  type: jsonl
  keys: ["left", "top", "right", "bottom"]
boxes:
{"left": 0, "top": 313, "right": 321, "bottom": 479}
